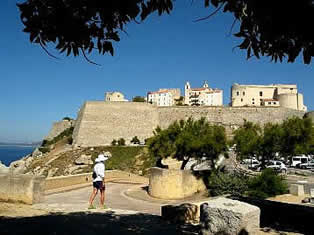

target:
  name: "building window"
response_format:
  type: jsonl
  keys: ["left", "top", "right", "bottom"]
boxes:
{"left": 259, "top": 91, "right": 263, "bottom": 96}
{"left": 243, "top": 91, "right": 245, "bottom": 96}
{"left": 241, "top": 98, "right": 243, "bottom": 102}
{"left": 252, "top": 98, "right": 255, "bottom": 101}
{"left": 268, "top": 102, "right": 271, "bottom": 105}
{"left": 237, "top": 91, "right": 239, "bottom": 96}
{"left": 290, "top": 88, "right": 293, "bottom": 90}
{"left": 273, "top": 102, "right": 276, "bottom": 105}
{"left": 252, "top": 102, "right": 255, "bottom": 105}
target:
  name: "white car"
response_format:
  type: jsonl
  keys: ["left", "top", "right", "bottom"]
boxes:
{"left": 298, "top": 161, "right": 314, "bottom": 169}
{"left": 265, "top": 160, "right": 287, "bottom": 173}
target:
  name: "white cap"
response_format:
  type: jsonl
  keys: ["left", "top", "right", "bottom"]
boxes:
{"left": 95, "top": 154, "right": 108, "bottom": 162}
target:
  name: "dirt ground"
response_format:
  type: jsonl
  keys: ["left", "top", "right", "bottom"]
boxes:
{"left": 0, "top": 202, "right": 303, "bottom": 235}
{"left": 268, "top": 194, "right": 309, "bottom": 204}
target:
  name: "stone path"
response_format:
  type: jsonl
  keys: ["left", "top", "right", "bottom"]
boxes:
{"left": 34, "top": 183, "right": 163, "bottom": 215}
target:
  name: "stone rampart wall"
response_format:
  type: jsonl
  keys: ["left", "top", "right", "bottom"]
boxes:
{"left": 46, "top": 119, "right": 75, "bottom": 141}
{"left": 73, "top": 102, "right": 305, "bottom": 147}
{"left": 0, "top": 173, "right": 45, "bottom": 204}
{"left": 73, "top": 101, "right": 159, "bottom": 147}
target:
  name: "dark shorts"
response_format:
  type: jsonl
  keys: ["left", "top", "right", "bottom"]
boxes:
{"left": 93, "top": 181, "right": 105, "bottom": 190}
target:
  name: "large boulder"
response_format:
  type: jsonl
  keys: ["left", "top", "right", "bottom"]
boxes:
{"left": 200, "top": 197, "right": 260, "bottom": 235}
{"left": 32, "top": 148, "right": 43, "bottom": 157}
{"left": 9, "top": 159, "right": 27, "bottom": 174}
{"left": 74, "top": 154, "right": 93, "bottom": 165}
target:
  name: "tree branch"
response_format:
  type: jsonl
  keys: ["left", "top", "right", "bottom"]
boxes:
{"left": 39, "top": 41, "right": 59, "bottom": 59}
{"left": 194, "top": 4, "right": 223, "bottom": 22}
{"left": 81, "top": 48, "right": 101, "bottom": 66}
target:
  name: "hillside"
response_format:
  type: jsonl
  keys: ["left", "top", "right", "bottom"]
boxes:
{"left": 22, "top": 137, "right": 155, "bottom": 177}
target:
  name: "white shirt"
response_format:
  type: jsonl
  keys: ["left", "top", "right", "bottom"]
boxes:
{"left": 93, "top": 162, "right": 105, "bottom": 182}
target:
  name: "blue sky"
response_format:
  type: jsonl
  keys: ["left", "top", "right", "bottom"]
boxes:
{"left": 0, "top": 1, "right": 313, "bottom": 143}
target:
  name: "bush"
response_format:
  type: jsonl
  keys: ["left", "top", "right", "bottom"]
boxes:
{"left": 131, "top": 136, "right": 140, "bottom": 145}
{"left": 38, "top": 147, "right": 50, "bottom": 154}
{"left": 111, "top": 139, "right": 117, "bottom": 146}
{"left": 207, "top": 170, "right": 249, "bottom": 197}
{"left": 247, "top": 168, "right": 288, "bottom": 199}
{"left": 67, "top": 136, "right": 73, "bottom": 145}
{"left": 118, "top": 138, "right": 126, "bottom": 146}
{"left": 63, "top": 117, "right": 72, "bottom": 121}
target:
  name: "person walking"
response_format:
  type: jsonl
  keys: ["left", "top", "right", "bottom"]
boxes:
{"left": 88, "top": 154, "right": 108, "bottom": 209}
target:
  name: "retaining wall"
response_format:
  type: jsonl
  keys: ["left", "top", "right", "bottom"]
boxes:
{"left": 44, "top": 170, "right": 148, "bottom": 191}
{"left": 148, "top": 167, "right": 206, "bottom": 200}
{"left": 0, "top": 173, "right": 45, "bottom": 204}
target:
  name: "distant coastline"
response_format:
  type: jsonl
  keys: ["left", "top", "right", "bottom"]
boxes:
{"left": 0, "top": 142, "right": 40, "bottom": 148}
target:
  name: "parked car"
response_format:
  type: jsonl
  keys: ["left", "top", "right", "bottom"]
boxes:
{"left": 247, "top": 160, "right": 261, "bottom": 170}
{"left": 291, "top": 155, "right": 311, "bottom": 168}
{"left": 258, "top": 160, "right": 287, "bottom": 173}
{"left": 298, "top": 160, "right": 314, "bottom": 169}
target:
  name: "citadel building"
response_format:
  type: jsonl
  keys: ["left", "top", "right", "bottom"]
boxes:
{"left": 105, "top": 91, "right": 128, "bottom": 102}
{"left": 231, "top": 83, "right": 307, "bottom": 111}
{"left": 147, "top": 88, "right": 180, "bottom": 106}
{"left": 184, "top": 81, "right": 223, "bottom": 106}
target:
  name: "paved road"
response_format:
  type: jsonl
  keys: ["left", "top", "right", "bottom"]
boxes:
{"left": 34, "top": 183, "right": 162, "bottom": 215}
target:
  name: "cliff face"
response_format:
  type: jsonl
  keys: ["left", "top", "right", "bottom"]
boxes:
{"left": 72, "top": 102, "right": 305, "bottom": 147}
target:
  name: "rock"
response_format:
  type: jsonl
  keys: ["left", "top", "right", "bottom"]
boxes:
{"left": 200, "top": 197, "right": 260, "bottom": 235}
{"left": 47, "top": 168, "right": 59, "bottom": 177}
{"left": 65, "top": 165, "right": 88, "bottom": 175}
{"left": 103, "top": 151, "right": 112, "bottom": 158}
{"left": 90, "top": 148, "right": 94, "bottom": 151}
{"left": 49, "top": 144, "right": 55, "bottom": 150}
{"left": 9, "top": 159, "right": 27, "bottom": 174}
{"left": 290, "top": 184, "right": 305, "bottom": 196}
{"left": 74, "top": 154, "right": 93, "bottom": 165}
{"left": 32, "top": 148, "right": 43, "bottom": 157}
{"left": 24, "top": 156, "right": 34, "bottom": 168}
{"left": 302, "top": 197, "right": 311, "bottom": 203}
{"left": 0, "top": 161, "right": 9, "bottom": 174}
{"left": 161, "top": 158, "right": 182, "bottom": 170}
{"left": 162, "top": 203, "right": 198, "bottom": 224}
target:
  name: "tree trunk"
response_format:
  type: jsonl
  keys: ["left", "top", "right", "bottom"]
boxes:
{"left": 180, "top": 157, "right": 190, "bottom": 170}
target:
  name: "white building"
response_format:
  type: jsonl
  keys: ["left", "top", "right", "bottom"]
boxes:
{"left": 105, "top": 91, "right": 128, "bottom": 102}
{"left": 184, "top": 81, "right": 223, "bottom": 106}
{"left": 147, "top": 88, "right": 180, "bottom": 106}
{"left": 230, "top": 83, "right": 307, "bottom": 111}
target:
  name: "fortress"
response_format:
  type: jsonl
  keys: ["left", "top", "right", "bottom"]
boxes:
{"left": 72, "top": 101, "right": 305, "bottom": 147}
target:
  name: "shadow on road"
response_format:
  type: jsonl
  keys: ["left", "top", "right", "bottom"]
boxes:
{"left": 0, "top": 211, "right": 199, "bottom": 235}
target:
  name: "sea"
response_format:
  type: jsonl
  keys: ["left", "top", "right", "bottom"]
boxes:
{"left": 0, "top": 146, "right": 35, "bottom": 166}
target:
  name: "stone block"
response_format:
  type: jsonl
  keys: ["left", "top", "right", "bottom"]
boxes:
{"left": 310, "top": 188, "right": 314, "bottom": 198}
{"left": 0, "top": 173, "right": 45, "bottom": 204}
{"left": 200, "top": 197, "right": 260, "bottom": 235}
{"left": 161, "top": 203, "right": 198, "bottom": 224}
{"left": 289, "top": 184, "right": 305, "bottom": 196}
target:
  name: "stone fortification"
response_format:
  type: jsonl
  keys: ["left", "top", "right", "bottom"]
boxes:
{"left": 73, "top": 102, "right": 305, "bottom": 147}
{"left": 45, "top": 119, "right": 75, "bottom": 141}
{"left": 72, "top": 101, "right": 159, "bottom": 147}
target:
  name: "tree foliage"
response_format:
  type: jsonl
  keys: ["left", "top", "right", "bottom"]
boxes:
{"left": 147, "top": 117, "right": 227, "bottom": 169}
{"left": 131, "top": 136, "right": 141, "bottom": 144}
{"left": 233, "top": 120, "right": 262, "bottom": 160}
{"left": 233, "top": 117, "right": 314, "bottom": 162}
{"left": 132, "top": 96, "right": 146, "bottom": 102}
{"left": 247, "top": 168, "right": 288, "bottom": 199}
{"left": 18, "top": 0, "right": 314, "bottom": 64}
